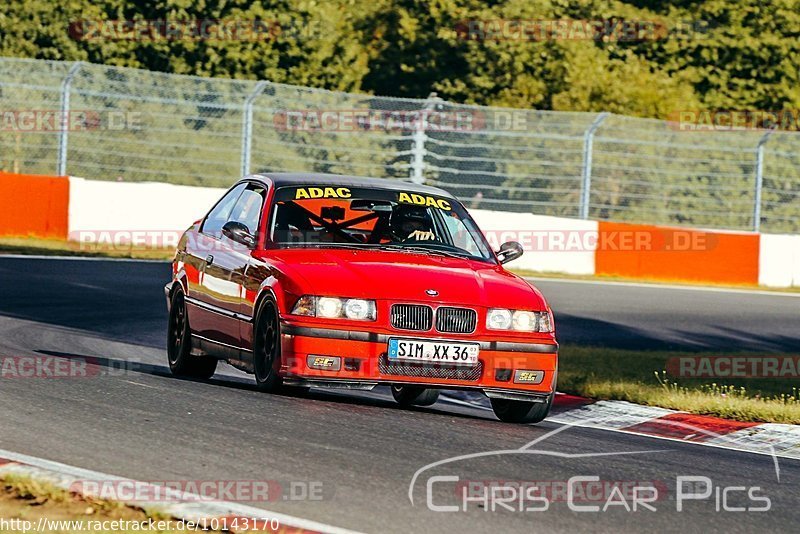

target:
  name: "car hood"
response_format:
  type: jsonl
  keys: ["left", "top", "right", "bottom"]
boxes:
{"left": 260, "top": 248, "right": 547, "bottom": 310}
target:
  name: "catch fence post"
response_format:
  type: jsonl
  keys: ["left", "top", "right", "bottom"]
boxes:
{"left": 410, "top": 93, "right": 441, "bottom": 184}
{"left": 241, "top": 80, "right": 268, "bottom": 177}
{"left": 579, "top": 112, "right": 609, "bottom": 219}
{"left": 57, "top": 62, "right": 84, "bottom": 176}
{"left": 753, "top": 127, "right": 776, "bottom": 232}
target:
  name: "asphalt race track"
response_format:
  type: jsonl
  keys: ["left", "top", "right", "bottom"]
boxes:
{"left": 0, "top": 256, "right": 798, "bottom": 532}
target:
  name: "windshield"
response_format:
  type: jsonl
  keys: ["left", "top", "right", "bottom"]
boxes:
{"left": 269, "top": 185, "right": 494, "bottom": 261}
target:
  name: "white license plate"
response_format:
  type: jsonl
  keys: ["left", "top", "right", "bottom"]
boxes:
{"left": 388, "top": 338, "right": 479, "bottom": 365}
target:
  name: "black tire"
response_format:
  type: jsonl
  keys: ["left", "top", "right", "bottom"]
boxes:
{"left": 167, "top": 289, "right": 217, "bottom": 379}
{"left": 490, "top": 393, "right": 553, "bottom": 424}
{"left": 391, "top": 385, "right": 440, "bottom": 407}
{"left": 253, "top": 298, "right": 282, "bottom": 392}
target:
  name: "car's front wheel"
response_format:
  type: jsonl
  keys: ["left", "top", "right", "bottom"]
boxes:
{"left": 167, "top": 289, "right": 217, "bottom": 379}
{"left": 253, "top": 298, "right": 283, "bottom": 392}
{"left": 490, "top": 394, "right": 553, "bottom": 424}
{"left": 391, "top": 385, "right": 440, "bottom": 407}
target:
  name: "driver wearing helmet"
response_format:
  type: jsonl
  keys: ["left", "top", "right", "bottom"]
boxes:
{"left": 390, "top": 204, "right": 437, "bottom": 242}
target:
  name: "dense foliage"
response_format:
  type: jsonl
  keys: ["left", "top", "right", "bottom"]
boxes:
{"left": 1, "top": 0, "right": 798, "bottom": 118}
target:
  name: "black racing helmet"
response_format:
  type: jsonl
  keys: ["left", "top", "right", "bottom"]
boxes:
{"left": 390, "top": 204, "right": 433, "bottom": 237}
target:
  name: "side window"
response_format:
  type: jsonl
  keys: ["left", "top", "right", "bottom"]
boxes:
{"left": 442, "top": 211, "right": 483, "bottom": 256}
{"left": 201, "top": 183, "right": 246, "bottom": 238}
{"left": 228, "top": 184, "right": 267, "bottom": 236}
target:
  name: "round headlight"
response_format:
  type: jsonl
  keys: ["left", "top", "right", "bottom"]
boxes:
{"left": 512, "top": 310, "right": 537, "bottom": 331}
{"left": 317, "top": 297, "right": 343, "bottom": 318}
{"left": 487, "top": 308, "right": 512, "bottom": 330}
{"left": 344, "top": 299, "right": 374, "bottom": 320}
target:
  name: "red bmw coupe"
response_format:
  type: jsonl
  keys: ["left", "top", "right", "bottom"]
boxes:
{"left": 165, "top": 173, "right": 558, "bottom": 423}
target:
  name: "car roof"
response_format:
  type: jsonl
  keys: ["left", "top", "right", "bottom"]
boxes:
{"left": 248, "top": 172, "right": 456, "bottom": 199}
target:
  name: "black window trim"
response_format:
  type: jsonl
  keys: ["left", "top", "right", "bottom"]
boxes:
{"left": 227, "top": 183, "right": 269, "bottom": 248}
{"left": 199, "top": 182, "right": 247, "bottom": 237}
{"left": 200, "top": 179, "right": 271, "bottom": 248}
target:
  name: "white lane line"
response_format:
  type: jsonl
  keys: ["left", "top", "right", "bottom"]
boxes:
{"left": 0, "top": 448, "right": 363, "bottom": 534}
{"left": 526, "top": 276, "right": 800, "bottom": 297}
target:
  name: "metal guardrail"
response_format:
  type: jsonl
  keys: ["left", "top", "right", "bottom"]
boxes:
{"left": 0, "top": 57, "right": 798, "bottom": 233}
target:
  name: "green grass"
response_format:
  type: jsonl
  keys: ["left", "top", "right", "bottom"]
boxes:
{"left": 559, "top": 345, "right": 800, "bottom": 424}
{"left": 0, "top": 474, "right": 198, "bottom": 533}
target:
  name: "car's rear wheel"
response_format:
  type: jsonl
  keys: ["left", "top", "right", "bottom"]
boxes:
{"left": 490, "top": 393, "right": 553, "bottom": 424}
{"left": 391, "top": 385, "right": 440, "bottom": 407}
{"left": 167, "top": 289, "right": 217, "bottom": 379}
{"left": 253, "top": 298, "right": 282, "bottom": 392}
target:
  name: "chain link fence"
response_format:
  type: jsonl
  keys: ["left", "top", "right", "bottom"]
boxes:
{"left": 1, "top": 57, "right": 798, "bottom": 233}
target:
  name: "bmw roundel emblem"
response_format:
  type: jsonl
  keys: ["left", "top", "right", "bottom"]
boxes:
{"left": 426, "top": 289, "right": 439, "bottom": 297}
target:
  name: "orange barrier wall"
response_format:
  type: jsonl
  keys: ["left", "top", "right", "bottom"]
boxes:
{"left": 0, "top": 172, "right": 69, "bottom": 239}
{"left": 595, "top": 221, "right": 760, "bottom": 285}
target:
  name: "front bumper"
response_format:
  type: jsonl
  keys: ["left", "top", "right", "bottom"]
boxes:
{"left": 279, "top": 323, "right": 558, "bottom": 399}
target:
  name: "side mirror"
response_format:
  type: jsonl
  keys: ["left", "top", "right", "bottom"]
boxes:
{"left": 496, "top": 241, "right": 523, "bottom": 264}
{"left": 222, "top": 221, "right": 256, "bottom": 248}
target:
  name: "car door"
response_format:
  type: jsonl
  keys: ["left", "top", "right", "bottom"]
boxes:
{"left": 238, "top": 193, "right": 274, "bottom": 353}
{"left": 185, "top": 183, "right": 247, "bottom": 347}
{"left": 198, "top": 182, "right": 267, "bottom": 349}
{"left": 228, "top": 183, "right": 271, "bottom": 354}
